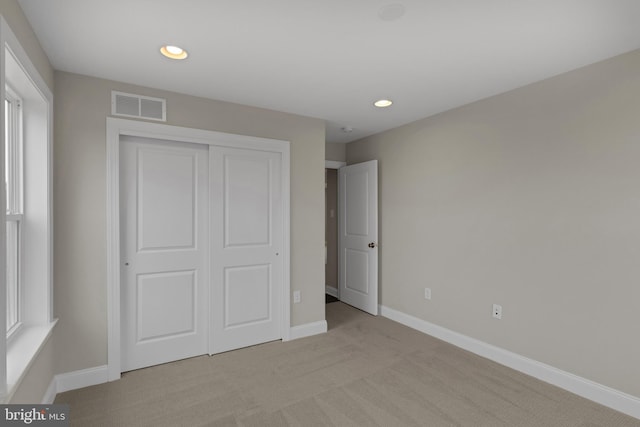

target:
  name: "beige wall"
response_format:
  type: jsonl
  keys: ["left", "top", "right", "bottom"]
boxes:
{"left": 1, "top": 0, "right": 56, "bottom": 403}
{"left": 347, "top": 49, "right": 640, "bottom": 398}
{"left": 53, "top": 71, "right": 326, "bottom": 375}
{"left": 325, "top": 142, "right": 346, "bottom": 162}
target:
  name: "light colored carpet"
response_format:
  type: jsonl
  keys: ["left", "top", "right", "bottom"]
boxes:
{"left": 55, "top": 302, "right": 640, "bottom": 426}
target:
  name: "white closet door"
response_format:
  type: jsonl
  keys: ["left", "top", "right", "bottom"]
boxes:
{"left": 210, "top": 146, "right": 283, "bottom": 354}
{"left": 120, "top": 136, "right": 209, "bottom": 371}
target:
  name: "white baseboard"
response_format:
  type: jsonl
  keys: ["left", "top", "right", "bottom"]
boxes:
{"left": 38, "top": 365, "right": 110, "bottom": 404}
{"left": 55, "top": 365, "right": 109, "bottom": 394}
{"left": 379, "top": 305, "right": 640, "bottom": 420}
{"left": 289, "top": 320, "right": 328, "bottom": 341}
{"left": 325, "top": 286, "right": 338, "bottom": 298}
{"left": 41, "top": 377, "right": 57, "bottom": 404}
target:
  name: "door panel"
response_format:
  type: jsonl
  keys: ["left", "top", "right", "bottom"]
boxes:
{"left": 339, "top": 160, "right": 378, "bottom": 315}
{"left": 345, "top": 249, "right": 369, "bottom": 294}
{"left": 345, "top": 171, "right": 369, "bottom": 237}
{"left": 121, "top": 136, "right": 208, "bottom": 371}
{"left": 224, "top": 264, "right": 271, "bottom": 328}
{"left": 225, "top": 156, "right": 271, "bottom": 247}
{"left": 137, "top": 150, "right": 197, "bottom": 251}
{"left": 136, "top": 270, "right": 196, "bottom": 341}
{"left": 211, "top": 147, "right": 282, "bottom": 354}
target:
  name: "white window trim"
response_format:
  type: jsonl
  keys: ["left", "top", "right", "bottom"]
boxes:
{"left": 5, "top": 215, "right": 22, "bottom": 339}
{"left": 0, "top": 16, "right": 55, "bottom": 403}
{"left": 5, "top": 85, "right": 22, "bottom": 215}
{"left": 5, "top": 86, "right": 23, "bottom": 340}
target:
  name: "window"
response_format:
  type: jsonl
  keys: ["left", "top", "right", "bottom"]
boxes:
{"left": 4, "top": 87, "right": 23, "bottom": 337}
{"left": 1, "top": 20, "right": 54, "bottom": 401}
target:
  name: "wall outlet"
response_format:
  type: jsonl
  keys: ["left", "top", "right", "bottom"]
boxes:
{"left": 293, "top": 290, "right": 301, "bottom": 304}
{"left": 492, "top": 304, "right": 502, "bottom": 319}
{"left": 424, "top": 287, "right": 431, "bottom": 300}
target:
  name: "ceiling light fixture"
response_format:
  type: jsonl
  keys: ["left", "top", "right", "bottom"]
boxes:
{"left": 160, "top": 45, "right": 188, "bottom": 60}
{"left": 378, "top": 3, "right": 406, "bottom": 21}
{"left": 374, "top": 99, "right": 393, "bottom": 108}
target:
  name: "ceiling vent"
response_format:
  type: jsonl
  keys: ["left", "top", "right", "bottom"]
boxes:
{"left": 111, "top": 91, "right": 166, "bottom": 121}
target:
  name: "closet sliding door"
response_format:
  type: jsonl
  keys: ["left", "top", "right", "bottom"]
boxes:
{"left": 209, "top": 146, "right": 283, "bottom": 354}
{"left": 118, "top": 133, "right": 286, "bottom": 372}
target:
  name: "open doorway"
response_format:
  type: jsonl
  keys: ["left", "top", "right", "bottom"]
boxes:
{"left": 325, "top": 161, "right": 345, "bottom": 304}
{"left": 325, "top": 168, "right": 339, "bottom": 303}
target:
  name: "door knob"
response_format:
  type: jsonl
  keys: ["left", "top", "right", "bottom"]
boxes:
{"left": 368, "top": 242, "right": 377, "bottom": 248}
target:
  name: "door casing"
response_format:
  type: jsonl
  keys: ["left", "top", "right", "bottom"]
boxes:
{"left": 106, "top": 117, "right": 291, "bottom": 381}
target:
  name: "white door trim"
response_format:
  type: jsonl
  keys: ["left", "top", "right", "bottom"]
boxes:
{"left": 106, "top": 117, "right": 291, "bottom": 381}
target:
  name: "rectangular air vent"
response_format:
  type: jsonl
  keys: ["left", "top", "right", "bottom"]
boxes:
{"left": 112, "top": 91, "right": 166, "bottom": 121}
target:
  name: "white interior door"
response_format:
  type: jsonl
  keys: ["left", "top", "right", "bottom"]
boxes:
{"left": 338, "top": 160, "right": 378, "bottom": 315}
{"left": 120, "top": 136, "right": 209, "bottom": 371}
{"left": 210, "top": 146, "right": 283, "bottom": 354}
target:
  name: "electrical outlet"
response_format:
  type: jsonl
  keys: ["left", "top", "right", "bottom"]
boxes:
{"left": 424, "top": 287, "right": 431, "bottom": 300}
{"left": 492, "top": 304, "right": 502, "bottom": 319}
{"left": 293, "top": 290, "right": 301, "bottom": 304}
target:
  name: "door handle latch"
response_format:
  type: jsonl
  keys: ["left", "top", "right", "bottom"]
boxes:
{"left": 368, "top": 242, "right": 377, "bottom": 248}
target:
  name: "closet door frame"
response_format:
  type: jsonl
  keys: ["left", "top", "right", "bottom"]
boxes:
{"left": 106, "top": 117, "right": 291, "bottom": 381}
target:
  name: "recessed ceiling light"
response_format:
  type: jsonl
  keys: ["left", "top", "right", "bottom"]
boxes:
{"left": 378, "top": 3, "right": 406, "bottom": 21}
{"left": 374, "top": 99, "right": 393, "bottom": 108}
{"left": 160, "top": 45, "right": 188, "bottom": 60}
{"left": 341, "top": 127, "right": 353, "bottom": 133}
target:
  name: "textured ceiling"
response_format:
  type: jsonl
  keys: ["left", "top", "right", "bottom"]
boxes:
{"left": 18, "top": 0, "right": 640, "bottom": 143}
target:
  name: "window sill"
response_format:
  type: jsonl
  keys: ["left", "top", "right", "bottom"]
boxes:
{"left": 4, "top": 319, "right": 58, "bottom": 403}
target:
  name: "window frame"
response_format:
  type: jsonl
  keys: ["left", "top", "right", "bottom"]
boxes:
{"left": 5, "top": 86, "right": 23, "bottom": 215}
{"left": 1, "top": 16, "right": 55, "bottom": 403}
{"left": 5, "top": 86, "right": 23, "bottom": 339}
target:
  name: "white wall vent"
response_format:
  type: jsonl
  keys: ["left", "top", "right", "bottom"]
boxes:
{"left": 111, "top": 91, "right": 166, "bottom": 121}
